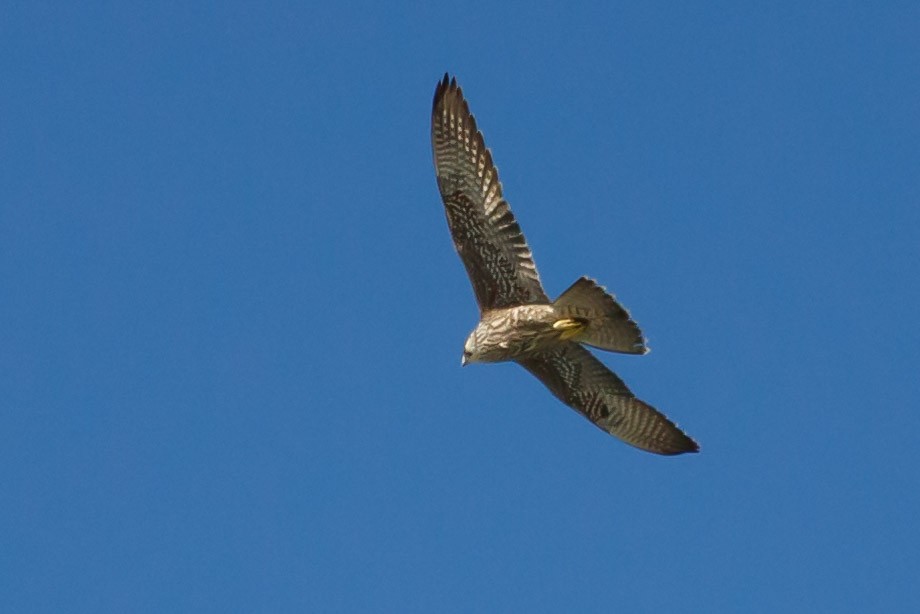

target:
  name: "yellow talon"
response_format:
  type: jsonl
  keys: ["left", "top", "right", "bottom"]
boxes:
{"left": 553, "top": 318, "right": 582, "bottom": 330}
{"left": 553, "top": 318, "right": 585, "bottom": 340}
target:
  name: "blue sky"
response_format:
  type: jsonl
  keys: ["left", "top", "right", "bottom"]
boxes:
{"left": 2, "top": 2, "right": 918, "bottom": 612}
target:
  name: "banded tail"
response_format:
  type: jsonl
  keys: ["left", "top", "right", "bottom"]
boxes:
{"left": 553, "top": 277, "right": 648, "bottom": 355}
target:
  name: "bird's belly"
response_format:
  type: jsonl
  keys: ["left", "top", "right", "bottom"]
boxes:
{"left": 481, "top": 305, "right": 564, "bottom": 360}
{"left": 502, "top": 328, "right": 565, "bottom": 358}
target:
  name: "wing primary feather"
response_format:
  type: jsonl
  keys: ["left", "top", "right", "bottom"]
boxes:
{"left": 517, "top": 344, "right": 699, "bottom": 455}
{"left": 432, "top": 74, "right": 548, "bottom": 311}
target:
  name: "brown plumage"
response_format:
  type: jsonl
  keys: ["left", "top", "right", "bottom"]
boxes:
{"left": 432, "top": 74, "right": 698, "bottom": 455}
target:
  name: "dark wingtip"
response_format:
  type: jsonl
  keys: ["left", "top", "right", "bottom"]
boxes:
{"left": 671, "top": 436, "right": 700, "bottom": 455}
{"left": 433, "top": 73, "right": 466, "bottom": 118}
{"left": 434, "top": 73, "right": 458, "bottom": 112}
{"left": 650, "top": 425, "right": 700, "bottom": 456}
{"left": 437, "top": 73, "right": 460, "bottom": 92}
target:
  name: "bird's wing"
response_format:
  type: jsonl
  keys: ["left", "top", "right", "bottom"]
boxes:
{"left": 517, "top": 344, "right": 699, "bottom": 455}
{"left": 432, "top": 74, "right": 547, "bottom": 311}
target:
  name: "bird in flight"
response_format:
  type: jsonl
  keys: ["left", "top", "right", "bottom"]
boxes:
{"left": 431, "top": 74, "right": 698, "bottom": 455}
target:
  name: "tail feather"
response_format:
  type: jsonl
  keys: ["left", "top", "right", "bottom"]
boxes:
{"left": 553, "top": 277, "right": 647, "bottom": 354}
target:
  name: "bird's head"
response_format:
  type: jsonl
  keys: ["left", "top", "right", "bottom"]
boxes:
{"left": 461, "top": 332, "right": 480, "bottom": 366}
{"left": 461, "top": 323, "right": 511, "bottom": 366}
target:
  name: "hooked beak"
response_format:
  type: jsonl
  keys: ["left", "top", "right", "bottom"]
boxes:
{"left": 461, "top": 352, "right": 469, "bottom": 367}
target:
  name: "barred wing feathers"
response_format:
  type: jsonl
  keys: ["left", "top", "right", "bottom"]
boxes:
{"left": 432, "top": 74, "right": 547, "bottom": 311}
{"left": 517, "top": 344, "right": 699, "bottom": 455}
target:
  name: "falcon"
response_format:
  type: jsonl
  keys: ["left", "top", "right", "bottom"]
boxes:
{"left": 431, "top": 74, "right": 699, "bottom": 455}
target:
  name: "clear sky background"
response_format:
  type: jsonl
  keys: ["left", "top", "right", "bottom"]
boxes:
{"left": 2, "top": 2, "right": 918, "bottom": 612}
